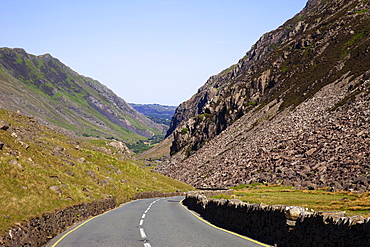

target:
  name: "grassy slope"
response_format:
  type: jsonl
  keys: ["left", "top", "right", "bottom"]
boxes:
{"left": 214, "top": 184, "right": 370, "bottom": 217}
{"left": 0, "top": 48, "right": 162, "bottom": 144}
{"left": 0, "top": 108, "right": 193, "bottom": 232}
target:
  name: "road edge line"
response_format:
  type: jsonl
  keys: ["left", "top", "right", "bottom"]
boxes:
{"left": 50, "top": 206, "right": 117, "bottom": 247}
{"left": 179, "top": 199, "right": 272, "bottom": 247}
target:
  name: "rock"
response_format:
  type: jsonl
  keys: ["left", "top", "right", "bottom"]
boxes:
{"left": 63, "top": 159, "right": 75, "bottom": 166}
{"left": 86, "top": 170, "right": 96, "bottom": 179}
{"left": 0, "top": 141, "right": 4, "bottom": 150}
{"left": 286, "top": 219, "right": 296, "bottom": 227}
{"left": 65, "top": 170, "right": 74, "bottom": 176}
{"left": 77, "top": 157, "right": 86, "bottom": 163}
{"left": 49, "top": 186, "right": 62, "bottom": 196}
{"left": 97, "top": 146, "right": 111, "bottom": 154}
{"left": 115, "top": 169, "right": 122, "bottom": 175}
{"left": 82, "top": 187, "right": 92, "bottom": 193}
{"left": 305, "top": 148, "right": 317, "bottom": 156}
{"left": 99, "top": 179, "right": 110, "bottom": 186}
{"left": 285, "top": 207, "right": 302, "bottom": 221}
{"left": 19, "top": 141, "right": 30, "bottom": 150}
{"left": 0, "top": 120, "right": 10, "bottom": 131}
{"left": 8, "top": 159, "right": 24, "bottom": 170}
{"left": 106, "top": 141, "right": 131, "bottom": 155}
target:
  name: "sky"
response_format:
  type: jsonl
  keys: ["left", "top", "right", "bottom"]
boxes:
{"left": 2, "top": 0, "right": 308, "bottom": 106}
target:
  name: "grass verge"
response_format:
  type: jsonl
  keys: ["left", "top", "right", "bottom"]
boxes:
{"left": 212, "top": 183, "right": 370, "bottom": 217}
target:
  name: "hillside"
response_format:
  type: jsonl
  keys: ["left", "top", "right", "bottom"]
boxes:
{"left": 155, "top": 0, "right": 370, "bottom": 190}
{"left": 0, "top": 48, "right": 166, "bottom": 143}
{"left": 0, "top": 108, "right": 193, "bottom": 233}
{"left": 129, "top": 103, "right": 176, "bottom": 126}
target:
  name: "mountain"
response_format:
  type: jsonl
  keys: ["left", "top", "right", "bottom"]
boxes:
{"left": 0, "top": 48, "right": 167, "bottom": 143}
{"left": 155, "top": 0, "right": 370, "bottom": 190}
{"left": 129, "top": 103, "right": 177, "bottom": 126}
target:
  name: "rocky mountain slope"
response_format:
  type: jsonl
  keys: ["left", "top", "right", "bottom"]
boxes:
{"left": 155, "top": 0, "right": 370, "bottom": 190}
{"left": 0, "top": 48, "right": 166, "bottom": 142}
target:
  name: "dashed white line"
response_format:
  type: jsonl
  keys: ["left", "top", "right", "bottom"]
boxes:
{"left": 139, "top": 198, "right": 161, "bottom": 247}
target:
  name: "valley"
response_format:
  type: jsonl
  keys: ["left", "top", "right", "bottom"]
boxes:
{"left": 1, "top": 0, "right": 370, "bottom": 245}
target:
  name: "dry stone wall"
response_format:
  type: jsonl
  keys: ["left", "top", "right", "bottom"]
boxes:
{"left": 183, "top": 193, "right": 370, "bottom": 247}
{"left": 132, "top": 189, "right": 232, "bottom": 200}
{"left": 0, "top": 198, "right": 116, "bottom": 247}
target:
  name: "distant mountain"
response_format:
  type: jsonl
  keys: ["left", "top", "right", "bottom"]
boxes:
{"left": 0, "top": 48, "right": 167, "bottom": 142}
{"left": 129, "top": 103, "right": 177, "bottom": 127}
{"left": 155, "top": 0, "right": 370, "bottom": 191}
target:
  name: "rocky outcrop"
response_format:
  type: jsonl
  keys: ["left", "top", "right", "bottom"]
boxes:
{"left": 106, "top": 141, "right": 132, "bottom": 156}
{"left": 183, "top": 193, "right": 370, "bottom": 246}
{"left": 167, "top": 0, "right": 370, "bottom": 157}
{"left": 156, "top": 0, "right": 370, "bottom": 190}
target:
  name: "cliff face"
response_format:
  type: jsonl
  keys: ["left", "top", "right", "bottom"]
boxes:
{"left": 156, "top": 0, "right": 370, "bottom": 190}
{"left": 0, "top": 48, "right": 166, "bottom": 140}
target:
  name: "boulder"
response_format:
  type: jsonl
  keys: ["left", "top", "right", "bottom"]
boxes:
{"left": 107, "top": 141, "right": 131, "bottom": 155}
{"left": 86, "top": 170, "right": 96, "bottom": 179}
{"left": 8, "top": 159, "right": 24, "bottom": 170}
{"left": 49, "top": 186, "right": 62, "bottom": 196}
{"left": 0, "top": 119, "right": 10, "bottom": 131}
{"left": 77, "top": 157, "right": 86, "bottom": 163}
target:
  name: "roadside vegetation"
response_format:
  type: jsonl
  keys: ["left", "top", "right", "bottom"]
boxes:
{"left": 213, "top": 183, "right": 370, "bottom": 217}
{"left": 0, "top": 108, "right": 193, "bottom": 233}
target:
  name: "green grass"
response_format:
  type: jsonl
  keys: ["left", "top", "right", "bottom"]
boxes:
{"left": 355, "top": 8, "right": 369, "bottom": 14}
{"left": 0, "top": 108, "right": 193, "bottom": 232}
{"left": 213, "top": 184, "right": 370, "bottom": 217}
{"left": 0, "top": 48, "right": 165, "bottom": 145}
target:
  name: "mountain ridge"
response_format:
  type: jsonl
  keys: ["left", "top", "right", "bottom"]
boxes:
{"left": 0, "top": 47, "right": 166, "bottom": 142}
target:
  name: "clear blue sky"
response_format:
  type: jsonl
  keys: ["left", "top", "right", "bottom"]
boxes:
{"left": 2, "top": 0, "right": 308, "bottom": 106}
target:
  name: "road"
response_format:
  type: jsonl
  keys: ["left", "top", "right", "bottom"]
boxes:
{"left": 46, "top": 196, "right": 270, "bottom": 247}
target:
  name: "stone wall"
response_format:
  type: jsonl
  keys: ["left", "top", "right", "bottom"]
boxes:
{"left": 0, "top": 198, "right": 116, "bottom": 247}
{"left": 183, "top": 193, "right": 370, "bottom": 247}
{"left": 132, "top": 191, "right": 185, "bottom": 200}
{"left": 132, "top": 189, "right": 232, "bottom": 200}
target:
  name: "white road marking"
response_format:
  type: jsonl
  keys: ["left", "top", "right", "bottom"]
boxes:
{"left": 140, "top": 228, "right": 147, "bottom": 239}
{"left": 139, "top": 198, "right": 162, "bottom": 247}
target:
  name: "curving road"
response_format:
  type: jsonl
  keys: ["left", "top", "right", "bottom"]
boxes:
{"left": 46, "top": 196, "right": 270, "bottom": 247}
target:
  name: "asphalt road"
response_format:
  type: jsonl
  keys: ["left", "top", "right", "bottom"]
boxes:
{"left": 46, "top": 196, "right": 270, "bottom": 247}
